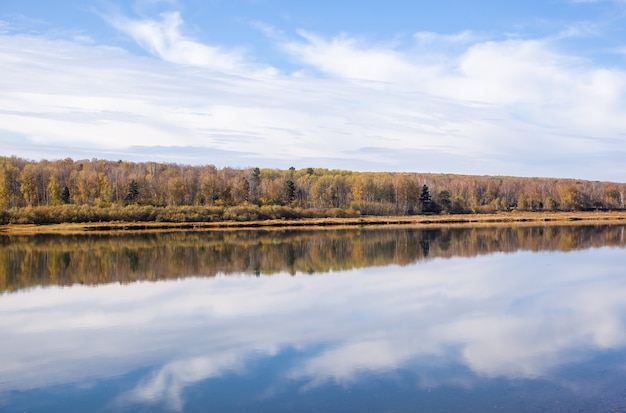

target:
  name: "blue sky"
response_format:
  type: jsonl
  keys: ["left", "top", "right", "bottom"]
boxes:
{"left": 1, "top": 0, "right": 626, "bottom": 180}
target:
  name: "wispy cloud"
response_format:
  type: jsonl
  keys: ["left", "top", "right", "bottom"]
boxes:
{"left": 279, "top": 30, "right": 626, "bottom": 172}
{"left": 283, "top": 31, "right": 422, "bottom": 83}
{"left": 413, "top": 30, "right": 483, "bottom": 47}
{"left": 1, "top": 6, "right": 626, "bottom": 179}
{"left": 104, "top": 11, "right": 246, "bottom": 71}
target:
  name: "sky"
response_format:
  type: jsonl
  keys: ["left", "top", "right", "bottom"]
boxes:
{"left": 1, "top": 0, "right": 626, "bottom": 181}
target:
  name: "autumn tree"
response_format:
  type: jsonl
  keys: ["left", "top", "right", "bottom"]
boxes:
{"left": 164, "top": 170, "right": 185, "bottom": 206}
{"left": 0, "top": 156, "right": 625, "bottom": 219}
{"left": 233, "top": 177, "right": 250, "bottom": 205}
{"left": 438, "top": 190, "right": 452, "bottom": 213}
{"left": 559, "top": 184, "right": 580, "bottom": 211}
{"left": 0, "top": 158, "right": 21, "bottom": 208}
{"left": 543, "top": 197, "right": 558, "bottom": 211}
{"left": 19, "top": 163, "right": 43, "bottom": 206}
{"left": 396, "top": 175, "right": 419, "bottom": 214}
{"left": 47, "top": 174, "right": 63, "bottom": 205}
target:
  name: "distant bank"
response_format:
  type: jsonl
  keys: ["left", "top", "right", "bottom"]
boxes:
{"left": 2, "top": 157, "right": 625, "bottom": 217}
{"left": 2, "top": 211, "right": 626, "bottom": 235}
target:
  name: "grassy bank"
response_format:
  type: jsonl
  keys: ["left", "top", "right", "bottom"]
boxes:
{"left": 2, "top": 211, "right": 626, "bottom": 235}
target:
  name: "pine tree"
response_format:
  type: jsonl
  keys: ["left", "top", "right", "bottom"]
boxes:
{"left": 126, "top": 179, "right": 139, "bottom": 203}
{"left": 61, "top": 186, "right": 71, "bottom": 204}
{"left": 284, "top": 179, "right": 296, "bottom": 204}
{"left": 419, "top": 184, "right": 432, "bottom": 213}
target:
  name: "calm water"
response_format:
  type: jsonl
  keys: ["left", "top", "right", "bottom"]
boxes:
{"left": 1, "top": 225, "right": 625, "bottom": 412}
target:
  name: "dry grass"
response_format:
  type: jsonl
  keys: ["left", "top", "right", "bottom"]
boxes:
{"left": 1, "top": 211, "right": 625, "bottom": 235}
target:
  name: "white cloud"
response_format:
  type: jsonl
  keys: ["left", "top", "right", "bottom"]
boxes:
{"left": 105, "top": 11, "right": 247, "bottom": 72}
{"left": 283, "top": 31, "right": 424, "bottom": 83}
{"left": 1, "top": 10, "right": 626, "bottom": 179}
{"left": 280, "top": 31, "right": 626, "bottom": 174}
{"left": 413, "top": 30, "right": 481, "bottom": 46}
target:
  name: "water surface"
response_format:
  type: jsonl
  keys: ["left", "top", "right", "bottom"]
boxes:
{"left": 1, "top": 225, "right": 625, "bottom": 412}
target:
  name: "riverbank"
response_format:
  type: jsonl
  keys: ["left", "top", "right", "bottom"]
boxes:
{"left": 2, "top": 211, "right": 626, "bottom": 235}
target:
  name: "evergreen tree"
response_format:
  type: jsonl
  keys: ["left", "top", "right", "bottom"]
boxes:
{"left": 419, "top": 184, "right": 432, "bottom": 213}
{"left": 284, "top": 179, "right": 296, "bottom": 204}
{"left": 126, "top": 179, "right": 139, "bottom": 203}
{"left": 250, "top": 168, "right": 261, "bottom": 204}
{"left": 61, "top": 186, "right": 71, "bottom": 204}
{"left": 252, "top": 167, "right": 261, "bottom": 179}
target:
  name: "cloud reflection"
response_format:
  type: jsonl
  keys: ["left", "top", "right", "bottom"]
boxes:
{"left": 118, "top": 353, "right": 246, "bottom": 411}
{"left": 0, "top": 247, "right": 625, "bottom": 410}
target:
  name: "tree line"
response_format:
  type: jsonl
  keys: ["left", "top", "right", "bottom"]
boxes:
{"left": 1, "top": 156, "right": 625, "bottom": 223}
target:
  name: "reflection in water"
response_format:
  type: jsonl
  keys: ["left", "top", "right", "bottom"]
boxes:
{"left": 0, "top": 226, "right": 625, "bottom": 412}
{"left": 0, "top": 224, "right": 624, "bottom": 292}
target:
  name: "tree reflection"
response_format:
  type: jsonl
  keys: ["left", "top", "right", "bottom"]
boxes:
{"left": 1, "top": 224, "right": 624, "bottom": 292}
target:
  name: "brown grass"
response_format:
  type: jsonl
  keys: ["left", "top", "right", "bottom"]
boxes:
{"left": 1, "top": 211, "right": 625, "bottom": 235}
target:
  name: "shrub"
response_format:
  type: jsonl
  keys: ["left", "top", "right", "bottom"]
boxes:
{"left": 349, "top": 201, "right": 395, "bottom": 216}
{"left": 224, "top": 204, "right": 260, "bottom": 221}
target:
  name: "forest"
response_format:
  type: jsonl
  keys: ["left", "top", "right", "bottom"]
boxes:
{"left": 1, "top": 155, "right": 625, "bottom": 224}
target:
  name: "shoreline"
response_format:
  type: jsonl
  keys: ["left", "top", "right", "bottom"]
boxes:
{"left": 1, "top": 211, "right": 626, "bottom": 235}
